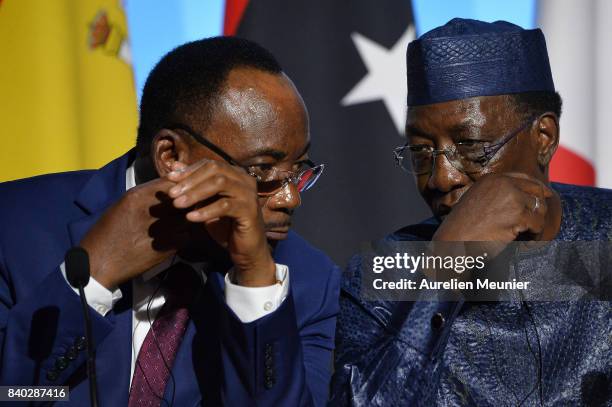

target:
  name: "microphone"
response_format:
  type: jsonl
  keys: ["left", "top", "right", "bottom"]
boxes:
{"left": 65, "top": 247, "right": 99, "bottom": 407}
{"left": 65, "top": 247, "right": 90, "bottom": 288}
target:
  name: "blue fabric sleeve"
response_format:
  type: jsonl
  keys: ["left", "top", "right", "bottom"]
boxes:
{"left": 0, "top": 256, "right": 114, "bottom": 386}
{"left": 207, "top": 266, "right": 340, "bottom": 407}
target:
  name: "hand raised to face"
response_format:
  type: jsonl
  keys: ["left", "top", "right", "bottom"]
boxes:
{"left": 167, "top": 159, "right": 276, "bottom": 287}
{"left": 432, "top": 172, "right": 556, "bottom": 256}
{"left": 80, "top": 175, "right": 189, "bottom": 289}
{"left": 81, "top": 158, "right": 276, "bottom": 289}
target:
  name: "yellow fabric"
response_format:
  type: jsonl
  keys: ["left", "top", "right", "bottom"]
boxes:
{"left": 0, "top": 0, "right": 137, "bottom": 182}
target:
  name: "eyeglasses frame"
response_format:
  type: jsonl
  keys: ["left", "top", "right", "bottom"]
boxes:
{"left": 167, "top": 123, "right": 321, "bottom": 195}
{"left": 394, "top": 114, "right": 539, "bottom": 175}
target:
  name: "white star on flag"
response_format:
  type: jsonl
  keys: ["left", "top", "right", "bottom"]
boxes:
{"left": 341, "top": 26, "right": 416, "bottom": 135}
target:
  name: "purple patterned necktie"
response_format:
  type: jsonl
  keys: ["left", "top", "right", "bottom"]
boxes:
{"left": 128, "top": 263, "right": 197, "bottom": 407}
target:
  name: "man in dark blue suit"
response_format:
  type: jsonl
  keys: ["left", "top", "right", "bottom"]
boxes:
{"left": 0, "top": 37, "right": 339, "bottom": 406}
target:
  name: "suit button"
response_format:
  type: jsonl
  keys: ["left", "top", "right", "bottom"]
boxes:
{"left": 75, "top": 336, "right": 86, "bottom": 351}
{"left": 264, "top": 378, "right": 274, "bottom": 389}
{"left": 55, "top": 356, "right": 68, "bottom": 371}
{"left": 431, "top": 313, "right": 445, "bottom": 330}
{"left": 46, "top": 369, "right": 58, "bottom": 382}
{"left": 65, "top": 346, "right": 78, "bottom": 361}
{"left": 265, "top": 353, "right": 273, "bottom": 364}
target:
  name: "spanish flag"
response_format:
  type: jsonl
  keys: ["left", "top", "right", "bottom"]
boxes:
{"left": 0, "top": 0, "right": 137, "bottom": 182}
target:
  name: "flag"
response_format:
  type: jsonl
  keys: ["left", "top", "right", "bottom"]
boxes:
{"left": 0, "top": 0, "right": 138, "bottom": 182}
{"left": 226, "top": 0, "right": 430, "bottom": 265}
{"left": 539, "top": 0, "right": 612, "bottom": 188}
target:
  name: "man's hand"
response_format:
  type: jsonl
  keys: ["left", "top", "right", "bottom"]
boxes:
{"left": 433, "top": 173, "right": 554, "bottom": 245}
{"left": 167, "top": 160, "right": 277, "bottom": 287}
{"left": 80, "top": 177, "right": 190, "bottom": 289}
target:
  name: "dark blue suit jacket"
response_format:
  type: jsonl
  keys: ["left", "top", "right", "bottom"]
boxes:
{"left": 0, "top": 151, "right": 340, "bottom": 406}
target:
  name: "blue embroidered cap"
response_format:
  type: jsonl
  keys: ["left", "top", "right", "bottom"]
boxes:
{"left": 407, "top": 18, "right": 555, "bottom": 106}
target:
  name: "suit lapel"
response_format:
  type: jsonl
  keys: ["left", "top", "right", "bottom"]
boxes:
{"left": 68, "top": 151, "right": 133, "bottom": 246}
{"left": 66, "top": 151, "right": 136, "bottom": 403}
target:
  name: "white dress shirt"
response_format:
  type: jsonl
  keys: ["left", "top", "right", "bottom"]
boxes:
{"left": 61, "top": 164, "right": 289, "bottom": 384}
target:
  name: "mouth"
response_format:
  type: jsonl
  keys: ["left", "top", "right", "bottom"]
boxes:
{"left": 265, "top": 222, "right": 291, "bottom": 240}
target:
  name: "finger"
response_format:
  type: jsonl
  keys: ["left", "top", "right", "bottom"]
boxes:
{"left": 170, "top": 160, "right": 188, "bottom": 173}
{"left": 514, "top": 211, "right": 546, "bottom": 237}
{"left": 513, "top": 194, "right": 547, "bottom": 237}
{"left": 166, "top": 158, "right": 212, "bottom": 182}
{"left": 148, "top": 198, "right": 188, "bottom": 218}
{"left": 138, "top": 176, "right": 177, "bottom": 193}
{"left": 523, "top": 193, "right": 548, "bottom": 216}
{"left": 168, "top": 161, "right": 248, "bottom": 200}
{"left": 185, "top": 197, "right": 242, "bottom": 223}
{"left": 173, "top": 174, "right": 254, "bottom": 209}
{"left": 127, "top": 177, "right": 178, "bottom": 207}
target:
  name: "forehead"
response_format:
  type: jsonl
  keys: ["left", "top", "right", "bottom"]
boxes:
{"left": 206, "top": 67, "right": 309, "bottom": 160}
{"left": 406, "top": 95, "right": 516, "bottom": 133}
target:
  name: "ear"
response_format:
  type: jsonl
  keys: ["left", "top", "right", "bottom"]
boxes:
{"left": 534, "top": 113, "right": 559, "bottom": 167}
{"left": 152, "top": 129, "right": 192, "bottom": 177}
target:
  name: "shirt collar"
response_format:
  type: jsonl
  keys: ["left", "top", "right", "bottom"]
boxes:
{"left": 126, "top": 163, "right": 136, "bottom": 191}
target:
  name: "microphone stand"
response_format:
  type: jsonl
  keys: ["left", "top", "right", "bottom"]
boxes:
{"left": 77, "top": 285, "right": 98, "bottom": 407}
{"left": 65, "top": 247, "right": 99, "bottom": 407}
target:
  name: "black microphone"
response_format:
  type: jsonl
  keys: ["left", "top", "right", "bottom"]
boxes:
{"left": 65, "top": 247, "right": 99, "bottom": 407}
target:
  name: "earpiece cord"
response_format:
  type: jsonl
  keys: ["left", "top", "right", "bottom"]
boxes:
{"left": 514, "top": 246, "right": 544, "bottom": 407}
{"left": 483, "top": 305, "right": 521, "bottom": 405}
{"left": 518, "top": 292, "right": 544, "bottom": 407}
{"left": 517, "top": 299, "right": 540, "bottom": 406}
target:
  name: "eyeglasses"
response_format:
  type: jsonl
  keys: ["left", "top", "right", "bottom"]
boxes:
{"left": 169, "top": 123, "right": 324, "bottom": 196}
{"left": 394, "top": 115, "right": 538, "bottom": 175}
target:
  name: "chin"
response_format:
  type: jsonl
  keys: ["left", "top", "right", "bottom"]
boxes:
{"left": 267, "top": 239, "right": 279, "bottom": 251}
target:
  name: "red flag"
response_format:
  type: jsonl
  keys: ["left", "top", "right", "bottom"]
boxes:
{"left": 539, "top": 0, "right": 612, "bottom": 188}
{"left": 224, "top": 0, "right": 249, "bottom": 35}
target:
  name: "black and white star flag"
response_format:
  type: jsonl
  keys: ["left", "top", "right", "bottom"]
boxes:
{"left": 230, "top": 0, "right": 430, "bottom": 265}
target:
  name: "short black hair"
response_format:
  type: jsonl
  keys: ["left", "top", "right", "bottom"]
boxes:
{"left": 136, "top": 36, "right": 283, "bottom": 156}
{"left": 510, "top": 91, "right": 563, "bottom": 120}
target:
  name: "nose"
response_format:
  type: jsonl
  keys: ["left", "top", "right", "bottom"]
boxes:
{"left": 426, "top": 151, "right": 466, "bottom": 193}
{"left": 265, "top": 182, "right": 301, "bottom": 210}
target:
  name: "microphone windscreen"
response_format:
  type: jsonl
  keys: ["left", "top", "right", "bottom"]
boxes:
{"left": 65, "top": 247, "right": 91, "bottom": 288}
